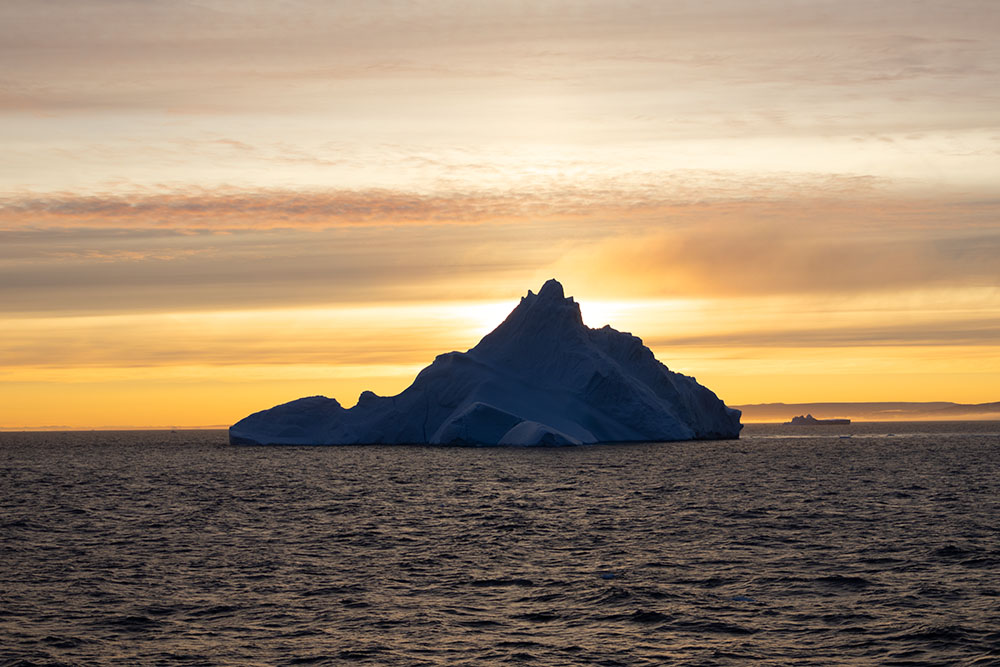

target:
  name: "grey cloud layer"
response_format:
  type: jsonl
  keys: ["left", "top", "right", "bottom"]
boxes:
{"left": 567, "top": 220, "right": 1000, "bottom": 297}
{"left": 2, "top": 0, "right": 996, "bottom": 135}
{"left": 2, "top": 201, "right": 998, "bottom": 317}
{"left": 0, "top": 223, "right": 573, "bottom": 314}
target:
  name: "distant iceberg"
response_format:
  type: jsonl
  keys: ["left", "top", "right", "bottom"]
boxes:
{"left": 784, "top": 414, "right": 851, "bottom": 425}
{"left": 230, "top": 280, "right": 742, "bottom": 445}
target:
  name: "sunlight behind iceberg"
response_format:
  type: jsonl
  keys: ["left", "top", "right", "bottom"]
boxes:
{"left": 230, "top": 280, "right": 742, "bottom": 445}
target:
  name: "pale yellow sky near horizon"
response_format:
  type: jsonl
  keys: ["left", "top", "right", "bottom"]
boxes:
{"left": 1, "top": 1, "right": 999, "bottom": 428}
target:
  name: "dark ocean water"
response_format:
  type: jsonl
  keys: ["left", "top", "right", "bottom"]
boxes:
{"left": 2, "top": 422, "right": 999, "bottom": 666}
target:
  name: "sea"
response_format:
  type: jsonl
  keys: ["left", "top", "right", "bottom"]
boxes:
{"left": 2, "top": 421, "right": 999, "bottom": 666}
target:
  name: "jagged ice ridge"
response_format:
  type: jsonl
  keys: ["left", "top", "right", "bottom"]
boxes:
{"left": 230, "top": 280, "right": 742, "bottom": 445}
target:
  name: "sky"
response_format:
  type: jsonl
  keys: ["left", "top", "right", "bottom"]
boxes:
{"left": 1, "top": 0, "right": 998, "bottom": 428}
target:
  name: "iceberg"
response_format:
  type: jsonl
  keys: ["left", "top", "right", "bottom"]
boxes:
{"left": 784, "top": 414, "right": 851, "bottom": 425}
{"left": 229, "top": 279, "right": 742, "bottom": 445}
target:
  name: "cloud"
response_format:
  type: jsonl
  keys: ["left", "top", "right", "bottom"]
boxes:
{"left": 2, "top": 179, "right": 998, "bottom": 317}
{"left": 554, "top": 220, "right": 1000, "bottom": 298}
{"left": 0, "top": 222, "right": 575, "bottom": 315}
{"left": 646, "top": 316, "right": 1000, "bottom": 349}
{"left": 0, "top": 170, "right": 986, "bottom": 232}
{"left": 0, "top": 188, "right": 614, "bottom": 229}
{"left": 0, "top": 310, "right": 456, "bottom": 371}
{"left": 2, "top": 0, "right": 996, "bottom": 133}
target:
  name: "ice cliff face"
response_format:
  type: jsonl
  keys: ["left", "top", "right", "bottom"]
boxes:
{"left": 229, "top": 279, "right": 742, "bottom": 445}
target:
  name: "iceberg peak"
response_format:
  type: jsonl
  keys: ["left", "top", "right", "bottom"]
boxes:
{"left": 537, "top": 278, "right": 565, "bottom": 300}
{"left": 475, "top": 280, "right": 585, "bottom": 358}
{"left": 230, "top": 280, "right": 742, "bottom": 446}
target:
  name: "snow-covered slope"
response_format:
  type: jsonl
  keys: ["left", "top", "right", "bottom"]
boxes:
{"left": 229, "top": 280, "right": 742, "bottom": 445}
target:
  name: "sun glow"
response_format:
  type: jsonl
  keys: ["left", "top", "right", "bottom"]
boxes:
{"left": 2, "top": 289, "right": 999, "bottom": 429}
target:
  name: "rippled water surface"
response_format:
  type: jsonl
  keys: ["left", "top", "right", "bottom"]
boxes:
{"left": 2, "top": 422, "right": 999, "bottom": 665}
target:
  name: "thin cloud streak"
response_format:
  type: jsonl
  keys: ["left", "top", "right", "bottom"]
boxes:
{"left": 647, "top": 317, "right": 1000, "bottom": 350}
{"left": 1, "top": 178, "right": 996, "bottom": 231}
{"left": 0, "top": 188, "right": 601, "bottom": 228}
{"left": 0, "top": 316, "right": 459, "bottom": 371}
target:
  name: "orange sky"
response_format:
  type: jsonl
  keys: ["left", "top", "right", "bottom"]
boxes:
{"left": 1, "top": 1, "right": 998, "bottom": 429}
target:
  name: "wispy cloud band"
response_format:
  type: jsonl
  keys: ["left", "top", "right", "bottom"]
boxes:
{"left": 1, "top": 178, "right": 996, "bottom": 231}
